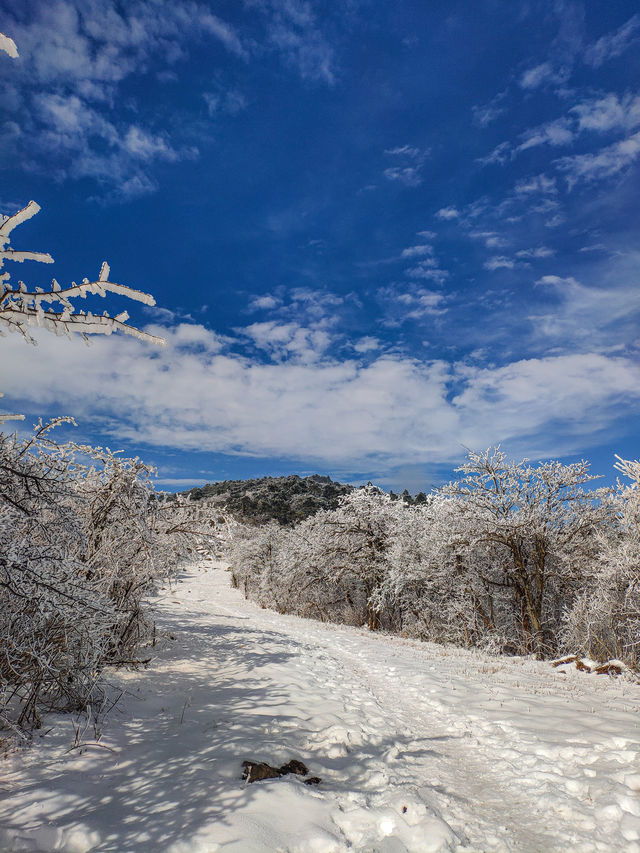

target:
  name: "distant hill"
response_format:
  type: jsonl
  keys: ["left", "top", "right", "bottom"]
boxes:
{"left": 180, "top": 474, "right": 354, "bottom": 526}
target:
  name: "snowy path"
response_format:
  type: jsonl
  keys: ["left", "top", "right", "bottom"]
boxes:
{"left": 1, "top": 560, "right": 640, "bottom": 852}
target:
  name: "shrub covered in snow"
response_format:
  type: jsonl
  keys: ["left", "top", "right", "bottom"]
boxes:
{"left": 225, "top": 449, "right": 639, "bottom": 665}
{"left": 563, "top": 456, "right": 640, "bottom": 668}
{"left": 0, "top": 419, "right": 193, "bottom": 734}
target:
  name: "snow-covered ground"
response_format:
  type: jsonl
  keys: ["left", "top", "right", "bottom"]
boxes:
{"left": 1, "top": 560, "right": 639, "bottom": 853}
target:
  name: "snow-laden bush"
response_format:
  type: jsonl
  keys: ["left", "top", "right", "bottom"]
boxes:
{"left": 225, "top": 449, "right": 638, "bottom": 662}
{"left": 563, "top": 456, "right": 640, "bottom": 667}
{"left": 0, "top": 419, "right": 192, "bottom": 734}
{"left": 436, "top": 449, "right": 613, "bottom": 657}
{"left": 382, "top": 495, "right": 493, "bottom": 647}
{"left": 227, "top": 487, "right": 406, "bottom": 629}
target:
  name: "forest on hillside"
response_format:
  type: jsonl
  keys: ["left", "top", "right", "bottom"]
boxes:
{"left": 179, "top": 474, "right": 354, "bottom": 526}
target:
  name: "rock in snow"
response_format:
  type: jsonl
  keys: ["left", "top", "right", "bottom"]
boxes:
{"left": 1, "top": 560, "right": 639, "bottom": 852}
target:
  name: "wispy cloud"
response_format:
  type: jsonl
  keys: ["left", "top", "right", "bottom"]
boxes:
{"left": 1, "top": 0, "right": 340, "bottom": 199}
{"left": 383, "top": 145, "right": 428, "bottom": 187}
{"left": 584, "top": 13, "right": 640, "bottom": 68}
{"left": 401, "top": 244, "right": 435, "bottom": 259}
{"left": 377, "top": 286, "right": 447, "bottom": 324}
{"left": 484, "top": 255, "right": 516, "bottom": 271}
{"left": 515, "top": 246, "right": 554, "bottom": 259}
{"left": 248, "top": 294, "right": 281, "bottom": 312}
{"left": 383, "top": 167, "right": 424, "bottom": 187}
{"left": 520, "top": 61, "right": 570, "bottom": 90}
{"left": 570, "top": 92, "right": 640, "bottom": 133}
{"left": 555, "top": 131, "right": 640, "bottom": 188}
{"left": 531, "top": 268, "right": 640, "bottom": 351}
{"left": 476, "top": 141, "right": 511, "bottom": 166}
{"left": 0, "top": 1, "right": 246, "bottom": 198}
{"left": 203, "top": 89, "right": 247, "bottom": 116}
{"left": 472, "top": 91, "right": 507, "bottom": 127}
{"left": 514, "top": 173, "right": 558, "bottom": 195}
{"left": 258, "top": 0, "right": 337, "bottom": 85}
{"left": 241, "top": 320, "right": 332, "bottom": 363}
{"left": 518, "top": 117, "right": 574, "bottom": 151}
{"left": 470, "top": 231, "right": 509, "bottom": 249}
{"left": 435, "top": 206, "right": 460, "bottom": 220}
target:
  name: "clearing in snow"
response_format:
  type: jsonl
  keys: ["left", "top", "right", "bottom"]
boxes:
{"left": 1, "top": 560, "right": 639, "bottom": 852}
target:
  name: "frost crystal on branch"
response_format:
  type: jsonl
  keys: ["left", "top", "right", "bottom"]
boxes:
{"left": 0, "top": 31, "right": 18, "bottom": 58}
{"left": 0, "top": 202, "right": 165, "bottom": 346}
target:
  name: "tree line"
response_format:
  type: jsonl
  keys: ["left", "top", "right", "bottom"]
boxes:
{"left": 226, "top": 448, "right": 639, "bottom": 668}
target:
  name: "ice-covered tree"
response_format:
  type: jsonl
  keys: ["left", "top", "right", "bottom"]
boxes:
{"left": 383, "top": 495, "right": 496, "bottom": 647}
{"left": 439, "top": 448, "right": 612, "bottom": 657}
{"left": 563, "top": 455, "right": 640, "bottom": 666}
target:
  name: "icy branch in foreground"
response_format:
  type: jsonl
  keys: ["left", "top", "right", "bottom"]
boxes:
{"left": 0, "top": 31, "right": 18, "bottom": 58}
{"left": 0, "top": 202, "right": 165, "bottom": 346}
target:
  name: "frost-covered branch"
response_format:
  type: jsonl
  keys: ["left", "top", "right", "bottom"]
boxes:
{"left": 0, "top": 31, "right": 18, "bottom": 58}
{"left": 0, "top": 202, "right": 165, "bottom": 346}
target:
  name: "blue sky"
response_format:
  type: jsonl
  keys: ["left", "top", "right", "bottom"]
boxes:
{"left": 1, "top": 0, "right": 639, "bottom": 492}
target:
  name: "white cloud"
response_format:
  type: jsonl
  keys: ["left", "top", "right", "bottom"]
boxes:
{"left": 470, "top": 231, "right": 509, "bottom": 249}
{"left": 241, "top": 320, "right": 332, "bottom": 363}
{"left": 0, "top": 2, "right": 244, "bottom": 197}
{"left": 484, "top": 256, "right": 515, "bottom": 271}
{"left": 378, "top": 286, "right": 447, "bottom": 323}
{"left": 518, "top": 117, "right": 574, "bottom": 151}
{"left": 198, "top": 11, "right": 248, "bottom": 59}
{"left": 520, "top": 61, "right": 570, "bottom": 90}
{"left": 8, "top": 2, "right": 246, "bottom": 92}
{"left": 555, "top": 131, "right": 640, "bottom": 188}
{"left": 435, "top": 206, "right": 460, "bottom": 220}
{"left": 123, "top": 126, "right": 179, "bottom": 161}
{"left": 405, "top": 266, "right": 449, "bottom": 283}
{"left": 261, "top": 0, "right": 337, "bottom": 85}
{"left": 24, "top": 92, "right": 195, "bottom": 198}
{"left": 545, "top": 213, "right": 566, "bottom": 228}
{"left": 584, "top": 14, "right": 640, "bottom": 68}
{"left": 384, "top": 145, "right": 428, "bottom": 186}
{"left": 383, "top": 167, "right": 423, "bottom": 187}
{"left": 472, "top": 91, "right": 507, "bottom": 127}
{"left": 385, "top": 145, "right": 421, "bottom": 158}
{"left": 288, "top": 288, "right": 345, "bottom": 320}
{"left": 3, "top": 323, "right": 639, "bottom": 467}
{"left": 401, "top": 244, "right": 434, "bottom": 259}
{"left": 0, "top": 0, "right": 337, "bottom": 198}
{"left": 452, "top": 353, "right": 640, "bottom": 453}
{"left": 400, "top": 240, "right": 448, "bottom": 283}
{"left": 516, "top": 246, "right": 555, "bottom": 259}
{"left": 514, "top": 173, "right": 558, "bottom": 195}
{"left": 353, "top": 336, "right": 380, "bottom": 353}
{"left": 532, "top": 270, "right": 640, "bottom": 350}
{"left": 570, "top": 93, "right": 640, "bottom": 133}
{"left": 476, "top": 141, "right": 511, "bottom": 166}
{"left": 249, "top": 294, "right": 280, "bottom": 311}
{"left": 203, "top": 89, "right": 247, "bottom": 116}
